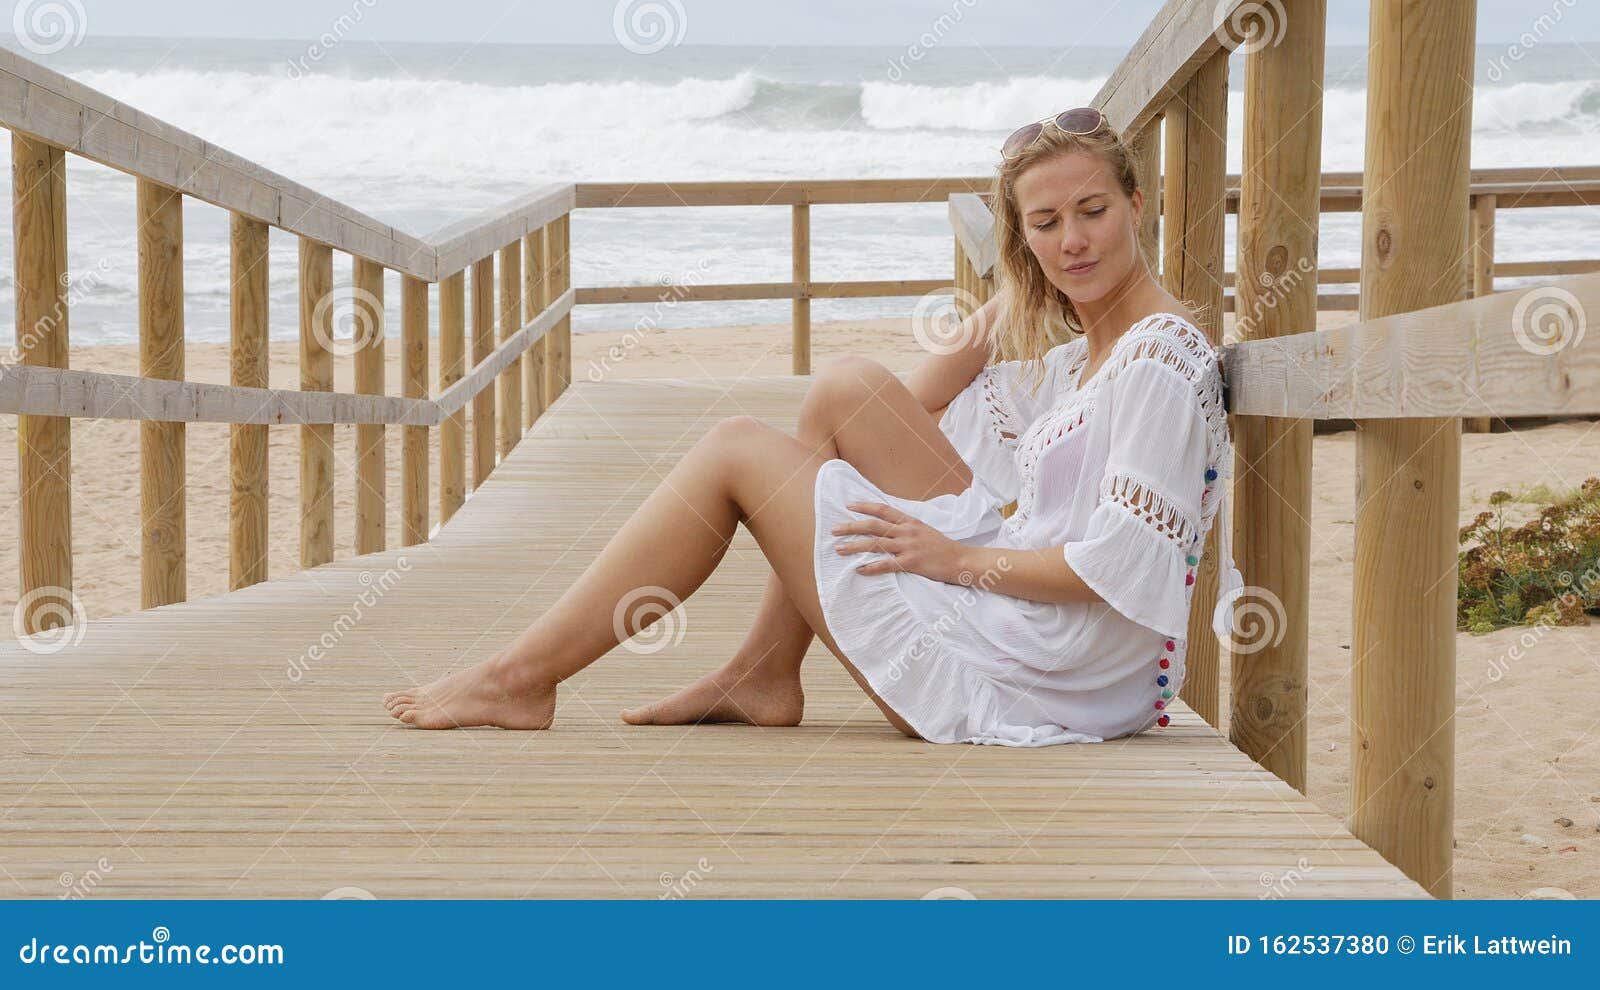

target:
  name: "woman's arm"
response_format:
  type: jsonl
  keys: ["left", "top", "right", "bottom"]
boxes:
{"left": 903, "top": 295, "right": 1001, "bottom": 415}
{"left": 831, "top": 501, "right": 1105, "bottom": 606}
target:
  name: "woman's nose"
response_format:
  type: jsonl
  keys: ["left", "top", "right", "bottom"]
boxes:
{"left": 1058, "top": 223, "right": 1089, "bottom": 255}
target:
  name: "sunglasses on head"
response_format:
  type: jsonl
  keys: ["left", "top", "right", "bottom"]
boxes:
{"left": 1001, "top": 107, "right": 1107, "bottom": 161}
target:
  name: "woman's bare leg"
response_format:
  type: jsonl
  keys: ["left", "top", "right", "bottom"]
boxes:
{"left": 621, "top": 357, "right": 973, "bottom": 726}
{"left": 381, "top": 411, "right": 928, "bottom": 737}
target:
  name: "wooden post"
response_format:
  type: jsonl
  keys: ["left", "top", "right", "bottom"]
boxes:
{"left": 299, "top": 239, "right": 335, "bottom": 568}
{"left": 137, "top": 179, "right": 186, "bottom": 609}
{"left": 544, "top": 214, "right": 571, "bottom": 405}
{"left": 401, "top": 275, "right": 430, "bottom": 546}
{"left": 524, "top": 229, "right": 548, "bottom": 421}
{"left": 1465, "top": 194, "right": 1496, "bottom": 432}
{"left": 793, "top": 203, "right": 811, "bottom": 374}
{"left": 11, "top": 134, "right": 72, "bottom": 631}
{"left": 229, "top": 214, "right": 270, "bottom": 590}
{"left": 471, "top": 256, "right": 496, "bottom": 487}
{"left": 497, "top": 240, "right": 523, "bottom": 456}
{"left": 1229, "top": 0, "right": 1325, "bottom": 794}
{"left": 353, "top": 258, "right": 385, "bottom": 555}
{"left": 1352, "top": 0, "right": 1474, "bottom": 900}
{"left": 1131, "top": 118, "right": 1161, "bottom": 273}
{"left": 1161, "top": 49, "right": 1229, "bottom": 728}
{"left": 439, "top": 270, "right": 467, "bottom": 523}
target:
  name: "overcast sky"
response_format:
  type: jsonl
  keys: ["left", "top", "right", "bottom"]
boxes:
{"left": 23, "top": 0, "right": 1600, "bottom": 46}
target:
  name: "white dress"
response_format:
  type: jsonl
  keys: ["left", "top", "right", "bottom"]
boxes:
{"left": 811, "top": 312, "right": 1245, "bottom": 745}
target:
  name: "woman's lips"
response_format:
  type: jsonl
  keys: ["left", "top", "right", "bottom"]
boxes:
{"left": 1063, "top": 260, "right": 1098, "bottom": 276}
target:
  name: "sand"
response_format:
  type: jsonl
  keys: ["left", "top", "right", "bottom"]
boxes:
{"left": 2, "top": 312, "right": 1596, "bottom": 900}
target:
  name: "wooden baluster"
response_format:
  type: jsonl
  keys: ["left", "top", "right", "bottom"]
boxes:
{"left": 1161, "top": 49, "right": 1229, "bottom": 729}
{"left": 439, "top": 270, "right": 467, "bottom": 523}
{"left": 1465, "top": 193, "right": 1496, "bottom": 433}
{"left": 11, "top": 134, "right": 72, "bottom": 632}
{"left": 229, "top": 214, "right": 270, "bottom": 589}
{"left": 1130, "top": 118, "right": 1161, "bottom": 273}
{"left": 524, "top": 228, "right": 548, "bottom": 421}
{"left": 497, "top": 240, "right": 523, "bottom": 456}
{"left": 401, "top": 276, "right": 430, "bottom": 545}
{"left": 1230, "top": 0, "right": 1326, "bottom": 795}
{"left": 471, "top": 256, "right": 496, "bottom": 486}
{"left": 1351, "top": 0, "right": 1473, "bottom": 900}
{"left": 353, "top": 258, "right": 385, "bottom": 555}
{"left": 544, "top": 215, "right": 571, "bottom": 404}
{"left": 137, "top": 179, "right": 186, "bottom": 609}
{"left": 792, "top": 202, "right": 811, "bottom": 374}
{"left": 299, "top": 239, "right": 335, "bottom": 568}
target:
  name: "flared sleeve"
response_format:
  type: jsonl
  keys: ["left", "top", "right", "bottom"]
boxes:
{"left": 1061, "top": 356, "right": 1211, "bottom": 639}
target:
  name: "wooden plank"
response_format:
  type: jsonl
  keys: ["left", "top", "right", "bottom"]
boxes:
{"left": 430, "top": 185, "right": 575, "bottom": 279}
{"left": 401, "top": 276, "right": 430, "bottom": 546}
{"left": 471, "top": 256, "right": 496, "bottom": 487}
{"left": 1228, "top": 0, "right": 1324, "bottom": 794}
{"left": 524, "top": 230, "right": 548, "bottom": 421}
{"left": 137, "top": 179, "right": 186, "bottom": 610}
{"left": 948, "top": 193, "right": 998, "bottom": 278}
{"left": 298, "top": 239, "right": 335, "bottom": 568}
{"left": 353, "top": 258, "right": 386, "bottom": 556}
{"left": 1093, "top": 0, "right": 1248, "bottom": 135}
{"left": 438, "top": 271, "right": 467, "bottom": 523}
{"left": 229, "top": 214, "right": 270, "bottom": 590}
{"left": 1465, "top": 193, "right": 1497, "bottom": 432}
{"left": 1351, "top": 0, "right": 1474, "bottom": 900}
{"left": 1223, "top": 272, "right": 1600, "bottom": 418}
{"left": 574, "top": 177, "right": 989, "bottom": 209}
{"left": 545, "top": 215, "right": 572, "bottom": 405}
{"left": 1161, "top": 50, "right": 1229, "bottom": 729}
{"left": 10, "top": 132, "right": 71, "bottom": 633}
{"left": 496, "top": 240, "right": 523, "bottom": 457}
{"left": 0, "top": 377, "right": 1428, "bottom": 900}
{"left": 793, "top": 203, "right": 811, "bottom": 375}
{"left": 435, "top": 289, "right": 575, "bottom": 415}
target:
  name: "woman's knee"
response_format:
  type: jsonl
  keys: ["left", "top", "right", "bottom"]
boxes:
{"left": 802, "top": 357, "right": 896, "bottom": 421}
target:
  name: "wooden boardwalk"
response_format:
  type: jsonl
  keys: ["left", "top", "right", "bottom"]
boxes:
{"left": 0, "top": 377, "right": 1424, "bottom": 899}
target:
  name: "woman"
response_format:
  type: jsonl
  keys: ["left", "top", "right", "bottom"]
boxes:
{"left": 383, "top": 107, "right": 1244, "bottom": 744}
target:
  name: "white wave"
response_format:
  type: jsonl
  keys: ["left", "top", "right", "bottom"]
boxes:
{"left": 861, "top": 75, "right": 1109, "bottom": 131}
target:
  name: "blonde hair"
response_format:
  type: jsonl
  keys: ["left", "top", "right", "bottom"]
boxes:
{"left": 987, "top": 118, "right": 1147, "bottom": 376}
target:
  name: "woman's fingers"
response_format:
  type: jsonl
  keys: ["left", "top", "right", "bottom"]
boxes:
{"left": 831, "top": 517, "right": 895, "bottom": 538}
{"left": 834, "top": 537, "right": 897, "bottom": 556}
{"left": 845, "top": 500, "right": 909, "bottom": 524}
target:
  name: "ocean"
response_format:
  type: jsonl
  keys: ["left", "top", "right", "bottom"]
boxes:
{"left": 2, "top": 36, "right": 1596, "bottom": 345}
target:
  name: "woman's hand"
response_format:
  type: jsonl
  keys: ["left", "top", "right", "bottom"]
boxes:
{"left": 831, "top": 501, "right": 974, "bottom": 585}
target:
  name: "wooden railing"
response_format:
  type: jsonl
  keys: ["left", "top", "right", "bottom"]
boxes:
{"left": 950, "top": 0, "right": 1600, "bottom": 899}
{"left": 2, "top": 48, "right": 578, "bottom": 628}
{"left": 5, "top": 0, "right": 1598, "bottom": 902}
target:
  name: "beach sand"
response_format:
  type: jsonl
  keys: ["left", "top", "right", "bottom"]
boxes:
{"left": 2, "top": 312, "right": 1596, "bottom": 899}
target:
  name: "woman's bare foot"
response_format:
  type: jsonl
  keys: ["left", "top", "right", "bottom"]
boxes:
{"left": 383, "top": 652, "right": 556, "bottom": 730}
{"left": 620, "top": 656, "right": 803, "bottom": 727}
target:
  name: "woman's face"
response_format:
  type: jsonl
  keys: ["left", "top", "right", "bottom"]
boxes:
{"left": 1012, "top": 150, "right": 1143, "bottom": 305}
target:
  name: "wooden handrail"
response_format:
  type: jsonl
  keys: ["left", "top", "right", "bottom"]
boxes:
{"left": 0, "top": 288, "right": 576, "bottom": 426}
{"left": 1094, "top": 0, "right": 1248, "bottom": 134}
{"left": 1221, "top": 272, "right": 1600, "bottom": 419}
